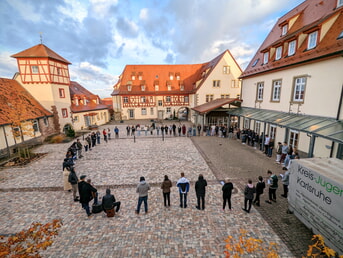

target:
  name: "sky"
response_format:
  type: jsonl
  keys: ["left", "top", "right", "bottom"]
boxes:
{"left": 0, "top": 0, "right": 305, "bottom": 98}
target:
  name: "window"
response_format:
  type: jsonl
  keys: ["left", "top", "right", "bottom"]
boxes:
{"left": 127, "top": 85, "right": 132, "bottom": 91}
{"left": 12, "top": 126, "right": 21, "bottom": 137}
{"left": 129, "top": 109, "right": 134, "bottom": 118}
{"left": 180, "top": 84, "right": 184, "bottom": 91}
{"left": 213, "top": 80, "right": 220, "bottom": 87}
{"left": 337, "top": 0, "right": 343, "bottom": 8}
{"left": 270, "top": 125, "right": 277, "bottom": 139}
{"left": 150, "top": 108, "right": 154, "bottom": 115}
{"left": 32, "top": 120, "right": 39, "bottom": 133}
{"left": 141, "top": 85, "right": 145, "bottom": 91}
{"left": 308, "top": 31, "right": 318, "bottom": 49}
{"left": 166, "top": 107, "right": 171, "bottom": 113}
{"left": 236, "top": 94, "right": 240, "bottom": 98}
{"left": 141, "top": 108, "right": 147, "bottom": 115}
{"left": 169, "top": 74, "right": 174, "bottom": 80}
{"left": 62, "top": 108, "right": 68, "bottom": 118}
{"left": 158, "top": 100, "right": 162, "bottom": 106}
{"left": 43, "top": 117, "right": 49, "bottom": 126}
{"left": 155, "top": 85, "right": 159, "bottom": 91}
{"left": 223, "top": 66, "right": 230, "bottom": 74}
{"left": 221, "top": 94, "right": 230, "bottom": 98}
{"left": 338, "top": 30, "right": 343, "bottom": 39}
{"left": 57, "top": 67, "right": 61, "bottom": 75}
{"left": 282, "top": 24, "right": 288, "bottom": 36}
{"left": 141, "top": 96, "right": 146, "bottom": 103}
{"left": 255, "top": 121, "right": 261, "bottom": 134}
{"left": 166, "top": 96, "right": 171, "bottom": 102}
{"left": 123, "top": 97, "right": 128, "bottom": 103}
{"left": 271, "top": 80, "right": 282, "bottom": 102}
{"left": 59, "top": 88, "right": 65, "bottom": 98}
{"left": 176, "top": 74, "right": 180, "bottom": 80}
{"left": 252, "top": 59, "right": 259, "bottom": 67}
{"left": 131, "top": 75, "right": 135, "bottom": 80}
{"left": 31, "top": 66, "right": 39, "bottom": 73}
{"left": 73, "top": 116, "right": 79, "bottom": 122}
{"left": 231, "top": 80, "right": 240, "bottom": 88}
{"left": 138, "top": 75, "right": 142, "bottom": 80}
{"left": 205, "top": 94, "right": 214, "bottom": 102}
{"left": 275, "top": 46, "right": 282, "bottom": 60}
{"left": 263, "top": 52, "right": 269, "bottom": 64}
{"left": 167, "top": 85, "right": 171, "bottom": 91}
{"left": 289, "top": 130, "right": 299, "bottom": 148}
{"left": 288, "top": 40, "right": 296, "bottom": 56}
{"left": 256, "top": 82, "right": 264, "bottom": 101}
{"left": 243, "top": 118, "right": 250, "bottom": 129}
{"left": 293, "top": 77, "right": 306, "bottom": 102}
{"left": 184, "top": 96, "right": 189, "bottom": 103}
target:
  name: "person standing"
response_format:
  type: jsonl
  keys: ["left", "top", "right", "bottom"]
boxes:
{"left": 253, "top": 176, "right": 265, "bottom": 206}
{"left": 176, "top": 172, "right": 190, "bottom": 208}
{"left": 275, "top": 142, "right": 282, "bottom": 162}
{"left": 161, "top": 175, "right": 172, "bottom": 207}
{"left": 279, "top": 142, "right": 289, "bottom": 164}
{"left": 85, "top": 134, "right": 92, "bottom": 151}
{"left": 102, "top": 188, "right": 121, "bottom": 213}
{"left": 242, "top": 179, "right": 256, "bottom": 213}
{"left": 222, "top": 178, "right": 234, "bottom": 211}
{"left": 281, "top": 168, "right": 290, "bottom": 198}
{"left": 114, "top": 126, "right": 119, "bottom": 138}
{"left": 96, "top": 130, "right": 101, "bottom": 144}
{"left": 76, "top": 139, "right": 83, "bottom": 159}
{"left": 103, "top": 129, "right": 108, "bottom": 143}
{"left": 264, "top": 134, "right": 270, "bottom": 155}
{"left": 126, "top": 125, "right": 130, "bottom": 136}
{"left": 136, "top": 176, "right": 150, "bottom": 214}
{"left": 63, "top": 166, "right": 72, "bottom": 192}
{"left": 78, "top": 175, "right": 97, "bottom": 216}
{"left": 265, "top": 170, "right": 278, "bottom": 204}
{"left": 68, "top": 167, "right": 79, "bottom": 202}
{"left": 107, "top": 128, "right": 111, "bottom": 140}
{"left": 195, "top": 174, "right": 207, "bottom": 210}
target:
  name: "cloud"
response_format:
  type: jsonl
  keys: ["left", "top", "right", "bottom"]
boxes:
{"left": 116, "top": 17, "right": 139, "bottom": 38}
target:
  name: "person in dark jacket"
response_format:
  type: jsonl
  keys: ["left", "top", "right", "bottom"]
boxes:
{"left": 78, "top": 175, "right": 97, "bottom": 216}
{"left": 222, "top": 178, "right": 234, "bottom": 211}
{"left": 253, "top": 176, "right": 265, "bottom": 206}
{"left": 102, "top": 189, "right": 121, "bottom": 213}
{"left": 265, "top": 170, "right": 278, "bottom": 204}
{"left": 242, "top": 179, "right": 256, "bottom": 213}
{"left": 195, "top": 174, "right": 207, "bottom": 210}
{"left": 68, "top": 167, "right": 79, "bottom": 202}
{"left": 161, "top": 175, "right": 172, "bottom": 207}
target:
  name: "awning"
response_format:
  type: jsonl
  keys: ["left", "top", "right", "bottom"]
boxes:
{"left": 227, "top": 107, "right": 343, "bottom": 144}
{"left": 192, "top": 98, "right": 241, "bottom": 114}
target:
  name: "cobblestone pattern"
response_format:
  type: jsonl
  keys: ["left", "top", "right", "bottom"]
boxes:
{"left": 0, "top": 122, "right": 300, "bottom": 257}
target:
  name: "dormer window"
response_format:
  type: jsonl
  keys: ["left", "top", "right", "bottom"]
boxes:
{"left": 263, "top": 52, "right": 269, "bottom": 64}
{"left": 155, "top": 85, "right": 159, "bottom": 91}
{"left": 31, "top": 65, "right": 39, "bottom": 73}
{"left": 288, "top": 40, "right": 296, "bottom": 56}
{"left": 307, "top": 31, "right": 318, "bottom": 49}
{"left": 169, "top": 73, "right": 174, "bottom": 80}
{"left": 131, "top": 75, "right": 135, "bottom": 80}
{"left": 176, "top": 73, "right": 180, "bottom": 80}
{"left": 180, "top": 84, "right": 184, "bottom": 91}
{"left": 167, "top": 85, "right": 171, "bottom": 91}
{"left": 251, "top": 59, "right": 259, "bottom": 67}
{"left": 138, "top": 72, "right": 143, "bottom": 80}
{"left": 127, "top": 85, "right": 132, "bottom": 91}
{"left": 275, "top": 46, "right": 282, "bottom": 60}
{"left": 141, "top": 85, "right": 145, "bottom": 91}
{"left": 282, "top": 24, "right": 288, "bottom": 36}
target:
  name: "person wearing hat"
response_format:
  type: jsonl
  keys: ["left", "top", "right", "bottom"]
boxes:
{"left": 135, "top": 176, "right": 150, "bottom": 214}
{"left": 78, "top": 175, "right": 97, "bottom": 216}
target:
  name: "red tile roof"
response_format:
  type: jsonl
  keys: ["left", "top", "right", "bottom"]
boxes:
{"left": 112, "top": 50, "right": 233, "bottom": 95}
{"left": 69, "top": 81, "right": 109, "bottom": 113}
{"left": 0, "top": 78, "right": 52, "bottom": 126}
{"left": 241, "top": 0, "right": 343, "bottom": 78}
{"left": 192, "top": 98, "right": 241, "bottom": 114}
{"left": 11, "top": 44, "right": 71, "bottom": 64}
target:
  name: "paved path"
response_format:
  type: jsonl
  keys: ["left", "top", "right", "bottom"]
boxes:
{"left": 0, "top": 122, "right": 311, "bottom": 257}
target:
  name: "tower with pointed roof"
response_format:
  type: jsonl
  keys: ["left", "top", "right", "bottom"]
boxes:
{"left": 11, "top": 44, "right": 72, "bottom": 132}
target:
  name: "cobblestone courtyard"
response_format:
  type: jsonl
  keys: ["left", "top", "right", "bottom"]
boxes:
{"left": 0, "top": 122, "right": 312, "bottom": 257}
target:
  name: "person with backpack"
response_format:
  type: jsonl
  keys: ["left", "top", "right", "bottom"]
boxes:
{"left": 68, "top": 167, "right": 79, "bottom": 202}
{"left": 253, "top": 176, "right": 265, "bottom": 206}
{"left": 242, "top": 179, "right": 256, "bottom": 213}
{"left": 176, "top": 172, "right": 190, "bottom": 208}
{"left": 265, "top": 170, "right": 278, "bottom": 204}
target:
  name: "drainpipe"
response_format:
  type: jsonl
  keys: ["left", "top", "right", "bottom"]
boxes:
{"left": 330, "top": 84, "right": 343, "bottom": 158}
{"left": 2, "top": 126, "right": 10, "bottom": 158}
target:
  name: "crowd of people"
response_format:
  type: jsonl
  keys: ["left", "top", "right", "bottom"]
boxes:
{"left": 61, "top": 122, "right": 293, "bottom": 217}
